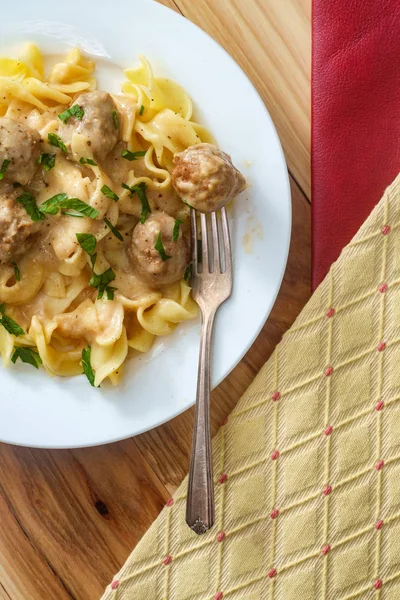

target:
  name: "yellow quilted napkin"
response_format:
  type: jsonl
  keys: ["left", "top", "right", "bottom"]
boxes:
{"left": 102, "top": 175, "right": 400, "bottom": 599}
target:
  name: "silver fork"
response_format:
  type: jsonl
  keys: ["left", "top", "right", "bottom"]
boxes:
{"left": 186, "top": 207, "right": 233, "bottom": 535}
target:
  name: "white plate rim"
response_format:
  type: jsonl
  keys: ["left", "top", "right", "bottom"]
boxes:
{"left": 0, "top": 0, "right": 291, "bottom": 448}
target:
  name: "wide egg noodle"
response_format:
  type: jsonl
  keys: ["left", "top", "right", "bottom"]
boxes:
{"left": 0, "top": 44, "right": 206, "bottom": 385}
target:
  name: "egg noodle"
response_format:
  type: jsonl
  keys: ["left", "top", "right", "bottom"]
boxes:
{"left": 0, "top": 44, "right": 213, "bottom": 386}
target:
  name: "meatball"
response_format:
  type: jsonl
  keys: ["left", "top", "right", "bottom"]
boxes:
{"left": 171, "top": 143, "right": 246, "bottom": 213}
{"left": 0, "top": 184, "right": 43, "bottom": 263}
{"left": 60, "top": 91, "right": 119, "bottom": 161}
{"left": 0, "top": 118, "right": 40, "bottom": 185}
{"left": 128, "top": 212, "right": 189, "bottom": 286}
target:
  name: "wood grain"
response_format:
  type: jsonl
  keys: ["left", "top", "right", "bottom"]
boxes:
{"left": 173, "top": 0, "right": 311, "bottom": 196}
{"left": 0, "top": 1, "right": 311, "bottom": 598}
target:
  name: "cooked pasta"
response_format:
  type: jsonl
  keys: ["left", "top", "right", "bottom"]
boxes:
{"left": 0, "top": 44, "right": 245, "bottom": 386}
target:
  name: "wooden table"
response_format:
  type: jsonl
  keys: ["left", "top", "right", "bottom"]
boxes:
{"left": 0, "top": 2, "right": 311, "bottom": 598}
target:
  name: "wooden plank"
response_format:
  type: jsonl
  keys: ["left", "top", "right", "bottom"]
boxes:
{"left": 173, "top": 0, "right": 311, "bottom": 198}
{"left": 0, "top": 440, "right": 169, "bottom": 600}
{"left": 0, "top": 485, "right": 71, "bottom": 600}
{"left": 134, "top": 175, "right": 311, "bottom": 490}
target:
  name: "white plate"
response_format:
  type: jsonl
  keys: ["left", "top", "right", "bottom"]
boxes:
{"left": 0, "top": 0, "right": 291, "bottom": 448}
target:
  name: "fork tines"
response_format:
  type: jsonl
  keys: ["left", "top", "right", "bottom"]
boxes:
{"left": 190, "top": 207, "right": 232, "bottom": 275}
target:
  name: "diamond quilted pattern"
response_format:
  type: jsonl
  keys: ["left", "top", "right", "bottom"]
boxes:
{"left": 339, "top": 245, "right": 377, "bottom": 294}
{"left": 336, "top": 304, "right": 374, "bottom": 355}
{"left": 229, "top": 532, "right": 265, "bottom": 577}
{"left": 282, "top": 508, "right": 318, "bottom": 555}
{"left": 387, "top": 466, "right": 400, "bottom": 509}
{"left": 332, "top": 481, "right": 372, "bottom": 533}
{"left": 388, "top": 409, "right": 400, "bottom": 449}
{"left": 282, "top": 389, "right": 321, "bottom": 439}
{"left": 173, "top": 553, "right": 211, "bottom": 599}
{"left": 335, "top": 424, "right": 372, "bottom": 475}
{"left": 332, "top": 362, "right": 371, "bottom": 416}
{"left": 278, "top": 569, "right": 316, "bottom": 600}
{"left": 393, "top": 229, "right": 400, "bottom": 273}
{"left": 284, "top": 332, "right": 321, "bottom": 379}
{"left": 388, "top": 346, "right": 400, "bottom": 389}
{"left": 283, "top": 447, "right": 320, "bottom": 497}
{"left": 387, "top": 523, "right": 400, "bottom": 567}
{"left": 227, "top": 417, "right": 266, "bottom": 461}
{"left": 332, "top": 540, "right": 371, "bottom": 590}
{"left": 229, "top": 472, "right": 266, "bottom": 521}
{"left": 102, "top": 175, "right": 400, "bottom": 600}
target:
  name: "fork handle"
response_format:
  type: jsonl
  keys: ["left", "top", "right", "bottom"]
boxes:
{"left": 186, "top": 308, "right": 216, "bottom": 534}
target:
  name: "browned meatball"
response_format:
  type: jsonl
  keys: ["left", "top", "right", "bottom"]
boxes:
{"left": 127, "top": 212, "right": 189, "bottom": 286}
{"left": 171, "top": 143, "right": 246, "bottom": 213}
{"left": 0, "top": 184, "right": 43, "bottom": 263}
{"left": 0, "top": 118, "right": 40, "bottom": 185}
{"left": 60, "top": 91, "right": 119, "bottom": 161}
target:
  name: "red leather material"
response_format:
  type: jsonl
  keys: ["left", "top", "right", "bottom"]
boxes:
{"left": 312, "top": 1, "right": 400, "bottom": 289}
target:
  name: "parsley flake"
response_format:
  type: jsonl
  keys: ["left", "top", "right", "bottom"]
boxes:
{"left": 89, "top": 267, "right": 116, "bottom": 299}
{"left": 121, "top": 149, "right": 146, "bottom": 161}
{"left": 39, "top": 193, "right": 68, "bottom": 215}
{"left": 0, "top": 304, "right": 24, "bottom": 336}
{"left": 76, "top": 233, "right": 97, "bottom": 256}
{"left": 184, "top": 263, "right": 192, "bottom": 283}
{"left": 122, "top": 181, "right": 151, "bottom": 223}
{"left": 16, "top": 192, "right": 45, "bottom": 222}
{"left": 104, "top": 218, "right": 123, "bottom": 241}
{"left": 81, "top": 346, "right": 97, "bottom": 387}
{"left": 60, "top": 198, "right": 99, "bottom": 219}
{"left": 38, "top": 153, "right": 56, "bottom": 171}
{"left": 79, "top": 157, "right": 97, "bottom": 166}
{"left": 11, "top": 261, "right": 20, "bottom": 282}
{"left": 0, "top": 159, "right": 11, "bottom": 180}
{"left": 101, "top": 185, "right": 119, "bottom": 202}
{"left": 48, "top": 132, "right": 67, "bottom": 153}
{"left": 139, "top": 104, "right": 145, "bottom": 116}
{"left": 112, "top": 110, "right": 119, "bottom": 129}
{"left": 11, "top": 346, "right": 42, "bottom": 369}
{"left": 154, "top": 231, "right": 172, "bottom": 261}
{"left": 173, "top": 219, "right": 184, "bottom": 242}
{"left": 58, "top": 104, "right": 84, "bottom": 123}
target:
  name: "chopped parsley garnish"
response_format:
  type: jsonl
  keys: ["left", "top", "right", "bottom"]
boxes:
{"left": 112, "top": 110, "right": 119, "bottom": 129}
{"left": 139, "top": 104, "right": 145, "bottom": 116}
{"left": 154, "top": 231, "right": 172, "bottom": 261}
{"left": 104, "top": 218, "right": 123, "bottom": 241}
{"left": 16, "top": 192, "right": 45, "bottom": 222}
{"left": 60, "top": 198, "right": 99, "bottom": 219}
{"left": 63, "top": 212, "right": 85, "bottom": 218}
{"left": 0, "top": 304, "right": 25, "bottom": 336}
{"left": 39, "top": 193, "right": 68, "bottom": 215}
{"left": 121, "top": 149, "right": 146, "bottom": 161}
{"left": 0, "top": 159, "right": 11, "bottom": 180}
{"left": 12, "top": 261, "right": 20, "bottom": 282}
{"left": 48, "top": 132, "right": 67, "bottom": 153}
{"left": 76, "top": 232, "right": 97, "bottom": 256}
{"left": 58, "top": 104, "right": 84, "bottom": 123}
{"left": 89, "top": 267, "right": 117, "bottom": 300}
{"left": 101, "top": 185, "right": 119, "bottom": 202}
{"left": 81, "top": 346, "right": 96, "bottom": 387}
{"left": 173, "top": 219, "right": 184, "bottom": 242}
{"left": 184, "top": 263, "right": 192, "bottom": 283}
{"left": 79, "top": 157, "right": 97, "bottom": 166}
{"left": 122, "top": 181, "right": 151, "bottom": 223}
{"left": 76, "top": 233, "right": 97, "bottom": 268}
{"left": 11, "top": 346, "right": 42, "bottom": 369}
{"left": 38, "top": 153, "right": 56, "bottom": 171}
{"left": 38, "top": 194, "right": 99, "bottom": 219}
